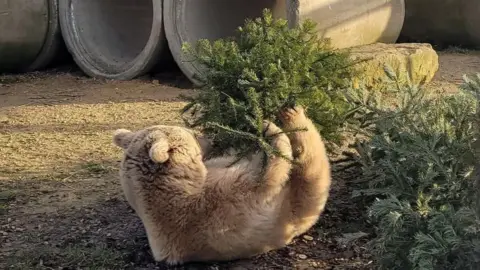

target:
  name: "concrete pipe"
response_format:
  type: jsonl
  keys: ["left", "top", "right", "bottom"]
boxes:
{"left": 59, "top": 0, "right": 168, "bottom": 80}
{"left": 0, "top": 0, "right": 63, "bottom": 73}
{"left": 164, "top": 0, "right": 405, "bottom": 86}
{"left": 399, "top": 0, "right": 480, "bottom": 48}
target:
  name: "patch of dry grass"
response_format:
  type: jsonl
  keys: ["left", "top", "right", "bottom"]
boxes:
{"left": 0, "top": 101, "right": 186, "bottom": 179}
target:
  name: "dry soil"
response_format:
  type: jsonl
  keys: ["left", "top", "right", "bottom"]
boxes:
{"left": 0, "top": 50, "right": 479, "bottom": 270}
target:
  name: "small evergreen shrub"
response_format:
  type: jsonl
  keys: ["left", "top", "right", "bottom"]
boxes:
{"left": 347, "top": 69, "right": 480, "bottom": 270}
{"left": 181, "top": 9, "right": 359, "bottom": 159}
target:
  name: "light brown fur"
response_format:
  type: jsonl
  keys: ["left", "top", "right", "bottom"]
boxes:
{"left": 112, "top": 106, "right": 331, "bottom": 265}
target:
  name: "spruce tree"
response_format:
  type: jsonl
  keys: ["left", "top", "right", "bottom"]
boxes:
{"left": 181, "top": 9, "right": 358, "bottom": 160}
{"left": 461, "top": 74, "right": 480, "bottom": 219}
{"left": 346, "top": 69, "right": 480, "bottom": 270}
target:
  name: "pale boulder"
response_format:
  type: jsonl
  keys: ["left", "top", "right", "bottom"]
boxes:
{"left": 347, "top": 43, "right": 439, "bottom": 89}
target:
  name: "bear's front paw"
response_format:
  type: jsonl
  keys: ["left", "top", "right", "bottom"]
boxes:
{"left": 278, "top": 106, "right": 306, "bottom": 125}
{"left": 262, "top": 120, "right": 283, "bottom": 138}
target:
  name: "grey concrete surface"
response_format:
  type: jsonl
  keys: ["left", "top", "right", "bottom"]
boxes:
{"left": 287, "top": 0, "right": 405, "bottom": 49}
{"left": 0, "top": 0, "right": 62, "bottom": 73}
{"left": 59, "top": 0, "right": 167, "bottom": 80}
{"left": 164, "top": 0, "right": 405, "bottom": 86}
{"left": 400, "top": 0, "right": 480, "bottom": 48}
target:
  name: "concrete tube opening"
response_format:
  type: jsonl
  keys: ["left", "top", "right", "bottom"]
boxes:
{"left": 399, "top": 0, "right": 480, "bottom": 48}
{"left": 0, "top": 0, "right": 63, "bottom": 73}
{"left": 164, "top": 0, "right": 284, "bottom": 86}
{"left": 59, "top": 0, "right": 167, "bottom": 79}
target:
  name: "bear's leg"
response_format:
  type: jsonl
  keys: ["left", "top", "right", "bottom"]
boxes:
{"left": 254, "top": 120, "right": 293, "bottom": 198}
{"left": 279, "top": 106, "right": 331, "bottom": 236}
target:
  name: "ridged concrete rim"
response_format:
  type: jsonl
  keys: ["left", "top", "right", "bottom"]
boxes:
{"left": 163, "top": 0, "right": 283, "bottom": 87}
{"left": 163, "top": 0, "right": 204, "bottom": 87}
{"left": 59, "top": 0, "right": 167, "bottom": 80}
{"left": 25, "top": 0, "right": 63, "bottom": 72}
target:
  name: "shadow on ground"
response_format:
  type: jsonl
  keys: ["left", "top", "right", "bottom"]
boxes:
{"left": 1, "top": 166, "right": 374, "bottom": 270}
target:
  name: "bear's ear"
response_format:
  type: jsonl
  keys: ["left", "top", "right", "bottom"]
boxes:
{"left": 148, "top": 131, "right": 170, "bottom": 163}
{"left": 113, "top": 129, "right": 135, "bottom": 149}
{"left": 149, "top": 140, "right": 170, "bottom": 163}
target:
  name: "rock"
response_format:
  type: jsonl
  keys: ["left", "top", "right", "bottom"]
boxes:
{"left": 298, "top": 254, "right": 308, "bottom": 260}
{"left": 348, "top": 43, "right": 439, "bottom": 90}
{"left": 302, "top": 235, "right": 314, "bottom": 241}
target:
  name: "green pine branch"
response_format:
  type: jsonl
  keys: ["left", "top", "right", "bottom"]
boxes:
{"left": 180, "top": 8, "right": 359, "bottom": 163}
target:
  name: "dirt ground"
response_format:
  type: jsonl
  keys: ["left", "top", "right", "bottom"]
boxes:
{"left": 0, "top": 50, "right": 479, "bottom": 270}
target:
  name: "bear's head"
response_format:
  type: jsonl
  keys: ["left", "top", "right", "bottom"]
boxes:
{"left": 113, "top": 125, "right": 203, "bottom": 165}
{"left": 113, "top": 125, "right": 207, "bottom": 231}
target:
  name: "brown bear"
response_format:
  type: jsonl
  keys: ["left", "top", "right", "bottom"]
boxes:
{"left": 112, "top": 106, "right": 331, "bottom": 265}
